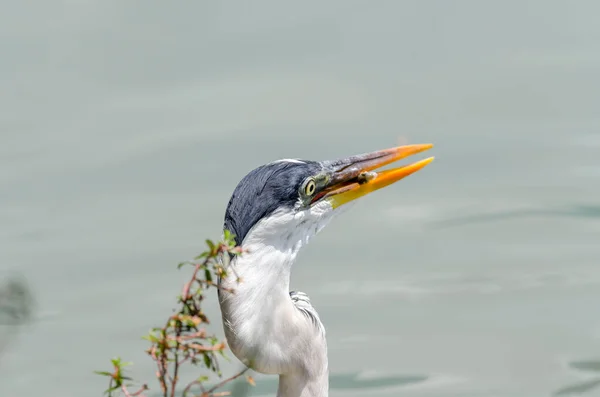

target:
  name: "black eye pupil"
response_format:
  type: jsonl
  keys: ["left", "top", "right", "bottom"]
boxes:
{"left": 306, "top": 182, "right": 315, "bottom": 195}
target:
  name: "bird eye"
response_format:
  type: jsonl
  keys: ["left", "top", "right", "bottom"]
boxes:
{"left": 304, "top": 179, "right": 316, "bottom": 196}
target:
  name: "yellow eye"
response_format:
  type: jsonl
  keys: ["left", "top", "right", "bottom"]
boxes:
{"left": 304, "top": 179, "right": 316, "bottom": 196}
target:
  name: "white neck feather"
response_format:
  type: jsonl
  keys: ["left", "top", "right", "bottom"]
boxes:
{"left": 219, "top": 203, "right": 343, "bottom": 397}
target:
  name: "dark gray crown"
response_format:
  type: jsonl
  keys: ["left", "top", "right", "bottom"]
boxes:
{"left": 223, "top": 160, "right": 322, "bottom": 245}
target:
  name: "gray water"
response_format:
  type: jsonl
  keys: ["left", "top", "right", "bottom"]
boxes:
{"left": 2, "top": 2, "right": 600, "bottom": 396}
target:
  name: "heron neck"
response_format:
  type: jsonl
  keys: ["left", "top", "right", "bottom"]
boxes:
{"left": 278, "top": 370, "right": 329, "bottom": 397}
{"left": 218, "top": 237, "right": 329, "bottom": 396}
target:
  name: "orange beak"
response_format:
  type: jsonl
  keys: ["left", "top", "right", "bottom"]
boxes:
{"left": 315, "top": 144, "right": 434, "bottom": 208}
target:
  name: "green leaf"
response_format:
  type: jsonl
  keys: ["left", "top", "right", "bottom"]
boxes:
{"left": 142, "top": 333, "right": 158, "bottom": 343}
{"left": 206, "top": 239, "right": 215, "bottom": 252}
{"left": 194, "top": 252, "right": 209, "bottom": 260}
{"left": 223, "top": 229, "right": 237, "bottom": 247}
{"left": 217, "top": 349, "right": 230, "bottom": 360}
{"left": 104, "top": 384, "right": 120, "bottom": 395}
{"left": 178, "top": 261, "right": 192, "bottom": 269}
{"left": 94, "top": 371, "right": 113, "bottom": 377}
{"left": 203, "top": 354, "right": 212, "bottom": 369}
{"left": 109, "top": 356, "right": 131, "bottom": 367}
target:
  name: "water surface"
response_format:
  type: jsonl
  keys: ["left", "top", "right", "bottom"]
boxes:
{"left": 1, "top": 2, "right": 600, "bottom": 396}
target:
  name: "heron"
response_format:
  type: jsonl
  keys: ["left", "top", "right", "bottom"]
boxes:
{"left": 218, "top": 144, "right": 434, "bottom": 397}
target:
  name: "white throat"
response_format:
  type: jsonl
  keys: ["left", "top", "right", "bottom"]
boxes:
{"left": 218, "top": 201, "right": 347, "bottom": 397}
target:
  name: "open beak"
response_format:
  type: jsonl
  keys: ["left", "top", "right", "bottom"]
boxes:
{"left": 316, "top": 144, "right": 434, "bottom": 208}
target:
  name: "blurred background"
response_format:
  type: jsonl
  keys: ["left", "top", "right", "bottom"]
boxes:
{"left": 1, "top": 1, "right": 600, "bottom": 396}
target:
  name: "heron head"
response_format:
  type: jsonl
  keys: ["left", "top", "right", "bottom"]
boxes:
{"left": 224, "top": 144, "right": 434, "bottom": 251}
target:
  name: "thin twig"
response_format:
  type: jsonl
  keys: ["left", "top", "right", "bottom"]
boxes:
{"left": 121, "top": 384, "right": 148, "bottom": 397}
{"left": 182, "top": 379, "right": 203, "bottom": 397}
{"left": 175, "top": 331, "right": 207, "bottom": 341}
{"left": 196, "top": 279, "right": 236, "bottom": 294}
{"left": 188, "top": 343, "right": 226, "bottom": 352}
{"left": 206, "top": 368, "right": 250, "bottom": 394}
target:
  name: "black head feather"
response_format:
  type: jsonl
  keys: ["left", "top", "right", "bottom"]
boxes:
{"left": 223, "top": 160, "right": 322, "bottom": 245}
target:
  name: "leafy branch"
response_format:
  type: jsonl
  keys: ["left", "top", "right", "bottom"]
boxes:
{"left": 96, "top": 230, "right": 253, "bottom": 397}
